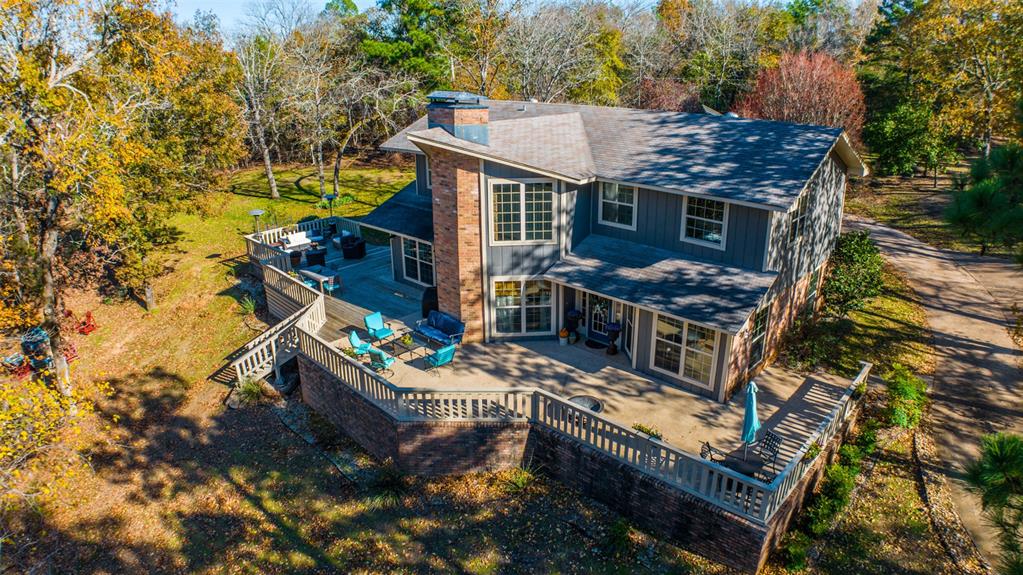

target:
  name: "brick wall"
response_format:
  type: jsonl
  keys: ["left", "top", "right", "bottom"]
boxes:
{"left": 428, "top": 145, "right": 485, "bottom": 343}
{"left": 298, "top": 356, "right": 526, "bottom": 474}
{"left": 397, "top": 421, "right": 530, "bottom": 475}
{"left": 726, "top": 261, "right": 826, "bottom": 401}
{"left": 297, "top": 352, "right": 859, "bottom": 574}
{"left": 428, "top": 106, "right": 489, "bottom": 128}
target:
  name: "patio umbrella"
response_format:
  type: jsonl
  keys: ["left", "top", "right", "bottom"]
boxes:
{"left": 741, "top": 381, "right": 761, "bottom": 460}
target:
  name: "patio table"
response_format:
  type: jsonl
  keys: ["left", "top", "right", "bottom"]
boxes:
{"left": 298, "top": 268, "right": 332, "bottom": 292}
{"left": 383, "top": 328, "right": 427, "bottom": 359}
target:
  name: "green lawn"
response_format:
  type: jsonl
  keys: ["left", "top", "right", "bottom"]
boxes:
{"left": 845, "top": 168, "right": 1015, "bottom": 257}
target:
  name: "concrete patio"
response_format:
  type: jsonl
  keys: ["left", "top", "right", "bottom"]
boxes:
{"left": 308, "top": 242, "right": 852, "bottom": 466}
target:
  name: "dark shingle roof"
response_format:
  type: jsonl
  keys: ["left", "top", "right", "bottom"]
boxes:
{"left": 543, "top": 235, "right": 777, "bottom": 333}
{"left": 355, "top": 182, "right": 433, "bottom": 242}
{"left": 382, "top": 100, "right": 845, "bottom": 210}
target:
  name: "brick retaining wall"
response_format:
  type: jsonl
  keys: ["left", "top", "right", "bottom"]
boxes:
{"left": 296, "top": 354, "right": 859, "bottom": 574}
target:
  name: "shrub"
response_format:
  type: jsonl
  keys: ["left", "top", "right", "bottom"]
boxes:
{"left": 503, "top": 466, "right": 536, "bottom": 493}
{"left": 632, "top": 423, "right": 663, "bottom": 440}
{"left": 236, "top": 377, "right": 267, "bottom": 405}
{"left": 368, "top": 459, "right": 406, "bottom": 509}
{"left": 822, "top": 231, "right": 885, "bottom": 318}
{"left": 779, "top": 313, "right": 846, "bottom": 371}
{"left": 781, "top": 530, "right": 813, "bottom": 570}
{"left": 803, "top": 441, "right": 823, "bottom": 462}
{"left": 308, "top": 411, "right": 344, "bottom": 449}
{"left": 606, "top": 518, "right": 635, "bottom": 557}
{"left": 885, "top": 363, "right": 927, "bottom": 428}
{"left": 238, "top": 295, "right": 257, "bottom": 316}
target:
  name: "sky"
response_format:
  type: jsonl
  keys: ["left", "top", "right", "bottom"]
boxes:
{"left": 170, "top": 0, "right": 379, "bottom": 33}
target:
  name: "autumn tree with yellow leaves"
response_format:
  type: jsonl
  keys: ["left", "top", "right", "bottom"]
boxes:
{"left": 0, "top": 0, "right": 245, "bottom": 376}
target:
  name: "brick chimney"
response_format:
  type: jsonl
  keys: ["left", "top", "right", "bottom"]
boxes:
{"left": 424, "top": 92, "right": 489, "bottom": 342}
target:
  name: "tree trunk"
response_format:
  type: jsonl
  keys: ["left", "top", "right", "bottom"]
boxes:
{"left": 260, "top": 138, "right": 279, "bottom": 200}
{"left": 39, "top": 209, "right": 71, "bottom": 396}
{"left": 316, "top": 139, "right": 326, "bottom": 199}
{"left": 983, "top": 90, "right": 994, "bottom": 158}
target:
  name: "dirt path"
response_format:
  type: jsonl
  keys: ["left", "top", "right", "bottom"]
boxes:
{"left": 846, "top": 215, "right": 1023, "bottom": 566}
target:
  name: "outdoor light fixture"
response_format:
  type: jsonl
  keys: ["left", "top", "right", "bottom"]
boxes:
{"left": 248, "top": 209, "right": 265, "bottom": 233}
{"left": 324, "top": 194, "right": 338, "bottom": 217}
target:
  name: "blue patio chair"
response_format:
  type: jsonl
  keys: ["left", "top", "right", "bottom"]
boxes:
{"left": 423, "top": 344, "right": 456, "bottom": 375}
{"left": 368, "top": 347, "right": 395, "bottom": 375}
{"left": 364, "top": 312, "right": 394, "bottom": 341}
{"left": 348, "top": 331, "right": 372, "bottom": 356}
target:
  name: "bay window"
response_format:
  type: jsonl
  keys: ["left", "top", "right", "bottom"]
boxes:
{"left": 682, "top": 196, "right": 726, "bottom": 247}
{"left": 494, "top": 279, "right": 553, "bottom": 335}
{"left": 491, "top": 180, "right": 555, "bottom": 244}
{"left": 598, "top": 182, "right": 637, "bottom": 229}
{"left": 651, "top": 314, "right": 717, "bottom": 388}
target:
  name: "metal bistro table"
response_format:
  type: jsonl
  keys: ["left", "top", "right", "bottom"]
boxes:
{"left": 383, "top": 328, "right": 429, "bottom": 360}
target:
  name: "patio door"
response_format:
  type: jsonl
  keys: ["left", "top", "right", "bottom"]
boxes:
{"left": 621, "top": 303, "right": 635, "bottom": 359}
{"left": 588, "top": 295, "right": 612, "bottom": 343}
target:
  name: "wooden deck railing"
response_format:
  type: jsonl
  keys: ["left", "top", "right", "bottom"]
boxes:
{"left": 253, "top": 216, "right": 362, "bottom": 246}
{"left": 240, "top": 242, "right": 873, "bottom": 524}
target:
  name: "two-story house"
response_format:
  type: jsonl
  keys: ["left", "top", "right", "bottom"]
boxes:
{"left": 358, "top": 91, "right": 866, "bottom": 403}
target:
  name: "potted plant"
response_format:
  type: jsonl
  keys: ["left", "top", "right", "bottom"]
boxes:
{"left": 606, "top": 321, "right": 622, "bottom": 355}
{"left": 559, "top": 327, "right": 569, "bottom": 346}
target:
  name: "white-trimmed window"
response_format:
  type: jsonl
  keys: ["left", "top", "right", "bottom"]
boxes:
{"left": 493, "top": 278, "right": 553, "bottom": 334}
{"left": 651, "top": 314, "right": 717, "bottom": 388}
{"left": 682, "top": 196, "right": 727, "bottom": 247}
{"left": 749, "top": 305, "right": 770, "bottom": 368}
{"left": 490, "top": 180, "right": 555, "bottom": 244}
{"left": 402, "top": 238, "right": 434, "bottom": 286}
{"left": 598, "top": 182, "right": 637, "bottom": 229}
{"left": 806, "top": 266, "right": 821, "bottom": 304}
{"left": 789, "top": 192, "right": 810, "bottom": 242}
{"left": 424, "top": 156, "right": 432, "bottom": 189}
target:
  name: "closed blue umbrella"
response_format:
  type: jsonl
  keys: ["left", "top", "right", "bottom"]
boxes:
{"left": 741, "top": 381, "right": 761, "bottom": 459}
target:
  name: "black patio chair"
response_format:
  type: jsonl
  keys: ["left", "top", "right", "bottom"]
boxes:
{"left": 749, "top": 430, "right": 783, "bottom": 474}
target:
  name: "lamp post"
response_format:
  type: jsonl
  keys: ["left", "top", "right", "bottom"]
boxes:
{"left": 248, "top": 209, "right": 265, "bottom": 234}
{"left": 324, "top": 194, "right": 337, "bottom": 218}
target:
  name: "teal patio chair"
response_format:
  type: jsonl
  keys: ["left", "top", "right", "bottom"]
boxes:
{"left": 368, "top": 347, "right": 395, "bottom": 376}
{"left": 424, "top": 344, "right": 456, "bottom": 375}
{"left": 348, "top": 331, "right": 372, "bottom": 356}
{"left": 364, "top": 312, "right": 394, "bottom": 341}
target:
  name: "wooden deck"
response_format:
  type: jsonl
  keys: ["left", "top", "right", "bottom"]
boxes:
{"left": 314, "top": 244, "right": 423, "bottom": 342}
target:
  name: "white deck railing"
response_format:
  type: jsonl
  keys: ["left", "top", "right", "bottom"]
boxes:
{"left": 239, "top": 233, "right": 873, "bottom": 525}
{"left": 253, "top": 216, "right": 361, "bottom": 246}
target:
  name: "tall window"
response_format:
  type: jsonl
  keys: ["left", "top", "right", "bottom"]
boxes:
{"left": 424, "top": 156, "right": 432, "bottom": 189}
{"left": 494, "top": 279, "right": 553, "bottom": 334}
{"left": 806, "top": 267, "right": 821, "bottom": 305}
{"left": 652, "top": 315, "right": 716, "bottom": 387}
{"left": 789, "top": 192, "right": 810, "bottom": 242}
{"left": 749, "top": 306, "right": 770, "bottom": 368}
{"left": 598, "top": 182, "right": 637, "bottom": 229}
{"left": 491, "top": 180, "right": 554, "bottom": 243}
{"left": 683, "top": 197, "right": 726, "bottom": 247}
{"left": 402, "top": 238, "right": 434, "bottom": 285}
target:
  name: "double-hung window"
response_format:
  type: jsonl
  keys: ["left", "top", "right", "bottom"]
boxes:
{"left": 682, "top": 197, "right": 726, "bottom": 247}
{"left": 598, "top": 182, "right": 637, "bottom": 229}
{"left": 651, "top": 314, "right": 717, "bottom": 388}
{"left": 491, "top": 180, "right": 554, "bottom": 243}
{"left": 494, "top": 279, "right": 553, "bottom": 334}
{"left": 424, "top": 156, "right": 432, "bottom": 189}
{"left": 748, "top": 306, "right": 770, "bottom": 368}
{"left": 789, "top": 192, "right": 810, "bottom": 242}
{"left": 402, "top": 238, "right": 434, "bottom": 286}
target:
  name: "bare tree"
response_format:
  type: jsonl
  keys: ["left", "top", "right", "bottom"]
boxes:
{"left": 615, "top": 3, "right": 674, "bottom": 108}
{"left": 331, "top": 67, "right": 421, "bottom": 193}
{"left": 445, "top": 0, "right": 521, "bottom": 97}
{"left": 504, "top": 1, "right": 601, "bottom": 102}
{"left": 235, "top": 33, "right": 286, "bottom": 199}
